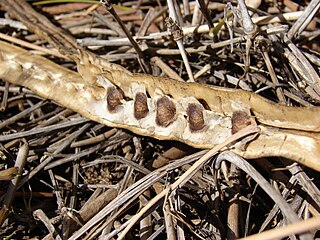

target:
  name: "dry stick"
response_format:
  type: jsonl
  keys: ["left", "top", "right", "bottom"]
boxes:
{"left": 88, "top": 181, "right": 162, "bottom": 240}
{"left": 215, "top": 151, "right": 313, "bottom": 240}
{"left": 259, "top": 176, "right": 296, "bottom": 232}
{"left": 48, "top": 170, "right": 65, "bottom": 211}
{"left": 0, "top": 167, "right": 18, "bottom": 181}
{"left": 79, "top": 11, "right": 302, "bottom": 47}
{"left": 283, "top": 89, "right": 313, "bottom": 106}
{"left": 287, "top": 0, "right": 320, "bottom": 39}
{"left": 194, "top": 63, "right": 211, "bottom": 79}
{"left": 0, "top": 33, "right": 67, "bottom": 59}
{"left": 70, "top": 150, "right": 79, "bottom": 209}
{"left": 191, "top": 2, "right": 202, "bottom": 26}
{"left": 288, "top": 164, "right": 320, "bottom": 208}
{"left": 117, "top": 125, "right": 258, "bottom": 239}
{"left": 238, "top": 216, "right": 320, "bottom": 240}
{"left": 227, "top": 164, "right": 241, "bottom": 240}
{"left": 182, "top": 0, "right": 190, "bottom": 15}
{"left": 44, "top": 144, "right": 102, "bottom": 170}
{"left": 283, "top": 35, "right": 320, "bottom": 98}
{"left": 79, "top": 188, "right": 117, "bottom": 223}
{"left": 33, "top": 209, "right": 63, "bottom": 240}
{"left": 61, "top": 208, "right": 72, "bottom": 239}
{"left": 101, "top": 150, "right": 136, "bottom": 237}
{"left": 261, "top": 50, "right": 286, "bottom": 104}
{"left": 175, "top": 196, "right": 186, "bottom": 239}
{"left": 70, "top": 128, "right": 117, "bottom": 148}
{"left": 151, "top": 146, "right": 187, "bottom": 169}
{"left": 135, "top": 141, "right": 153, "bottom": 240}
{"left": 70, "top": 150, "right": 208, "bottom": 240}
{"left": 17, "top": 123, "right": 92, "bottom": 189}
{"left": 0, "top": 0, "right": 80, "bottom": 61}
{"left": 197, "top": 0, "right": 214, "bottom": 29}
{"left": 0, "top": 86, "right": 32, "bottom": 94}
{"left": 157, "top": 37, "right": 242, "bottom": 55}
{"left": 93, "top": 196, "right": 145, "bottom": 240}
{"left": 70, "top": 188, "right": 118, "bottom": 238}
{"left": 0, "top": 100, "right": 46, "bottom": 130}
{"left": 151, "top": 56, "right": 184, "bottom": 82}
{"left": 163, "top": 199, "right": 177, "bottom": 240}
{"left": 156, "top": 24, "right": 285, "bottom": 55}
{"left": 0, "top": 117, "right": 89, "bottom": 142}
{"left": 92, "top": 11, "right": 125, "bottom": 37}
{"left": 0, "top": 17, "right": 27, "bottom": 29}
{"left": 0, "top": 81, "right": 9, "bottom": 111}
{"left": 167, "top": 0, "right": 195, "bottom": 82}
{"left": 139, "top": 194, "right": 153, "bottom": 240}
{"left": 139, "top": 193, "right": 152, "bottom": 240}
{"left": 29, "top": 107, "right": 63, "bottom": 126}
{"left": 216, "top": 152, "right": 298, "bottom": 223}
{"left": 136, "top": 7, "right": 168, "bottom": 37}
{"left": 100, "top": 0, "right": 151, "bottom": 74}
{"left": 237, "top": 0, "right": 258, "bottom": 76}
{"left": 0, "top": 139, "right": 28, "bottom": 226}
{"left": 37, "top": 109, "right": 74, "bottom": 128}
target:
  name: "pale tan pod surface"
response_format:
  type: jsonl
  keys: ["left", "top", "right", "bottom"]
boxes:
{"left": 107, "top": 69, "right": 320, "bottom": 132}
{"left": 0, "top": 41, "right": 320, "bottom": 171}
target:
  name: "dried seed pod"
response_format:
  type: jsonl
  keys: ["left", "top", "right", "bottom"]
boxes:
{"left": 134, "top": 92, "right": 149, "bottom": 119}
{"left": 156, "top": 96, "right": 176, "bottom": 127}
{"left": 231, "top": 110, "right": 252, "bottom": 134}
{"left": 187, "top": 103, "right": 205, "bottom": 131}
{"left": 107, "top": 87, "right": 123, "bottom": 111}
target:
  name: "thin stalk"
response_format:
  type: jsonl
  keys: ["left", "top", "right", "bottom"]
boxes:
{"left": 167, "top": 0, "right": 195, "bottom": 82}
{"left": 100, "top": 0, "right": 151, "bottom": 74}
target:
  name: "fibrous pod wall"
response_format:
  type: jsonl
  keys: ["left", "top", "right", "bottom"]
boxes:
{"left": 0, "top": 41, "right": 320, "bottom": 171}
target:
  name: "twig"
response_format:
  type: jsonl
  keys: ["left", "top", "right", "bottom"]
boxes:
{"left": 100, "top": 0, "right": 151, "bottom": 74}
{"left": 117, "top": 125, "right": 258, "bottom": 239}
{"left": 69, "top": 150, "right": 209, "bottom": 240}
{"left": 163, "top": 195, "right": 177, "bottom": 240}
{"left": 17, "top": 123, "right": 92, "bottom": 189}
{"left": 78, "top": 12, "right": 301, "bottom": 47}
{"left": 0, "top": 118, "right": 89, "bottom": 142}
{"left": 283, "top": 35, "right": 320, "bottom": 99}
{"left": 167, "top": 0, "right": 195, "bottom": 82}
{"left": 236, "top": 0, "right": 258, "bottom": 76}
{"left": 197, "top": 0, "right": 214, "bottom": 29}
{"left": 215, "top": 151, "right": 313, "bottom": 239}
{"left": 0, "top": 139, "right": 28, "bottom": 226}
{"left": 33, "top": 209, "right": 62, "bottom": 240}
{"left": 0, "top": 33, "right": 67, "bottom": 59}
{"left": 238, "top": 216, "right": 320, "bottom": 240}
{"left": 0, "top": 100, "right": 46, "bottom": 130}
{"left": 287, "top": 0, "right": 320, "bottom": 39}
{"left": 287, "top": 164, "right": 320, "bottom": 208}
{"left": 70, "top": 128, "right": 117, "bottom": 148}
{"left": 227, "top": 164, "right": 241, "bottom": 239}
{"left": 0, "top": 81, "right": 9, "bottom": 111}
{"left": 261, "top": 48, "right": 286, "bottom": 104}
{"left": 151, "top": 56, "right": 184, "bottom": 81}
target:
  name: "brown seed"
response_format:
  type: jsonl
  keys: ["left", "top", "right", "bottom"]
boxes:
{"left": 107, "top": 87, "right": 123, "bottom": 111}
{"left": 156, "top": 96, "right": 176, "bottom": 127}
{"left": 134, "top": 92, "right": 149, "bottom": 119}
{"left": 231, "top": 110, "right": 252, "bottom": 134}
{"left": 187, "top": 103, "right": 205, "bottom": 131}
